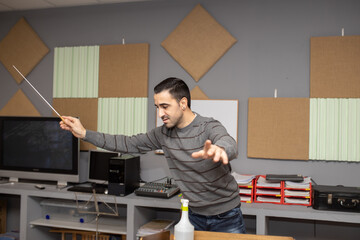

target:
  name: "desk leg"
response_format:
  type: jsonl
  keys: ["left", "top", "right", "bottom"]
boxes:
{"left": 256, "top": 214, "right": 268, "bottom": 235}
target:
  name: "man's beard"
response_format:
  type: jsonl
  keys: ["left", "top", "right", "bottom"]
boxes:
{"left": 162, "top": 115, "right": 178, "bottom": 128}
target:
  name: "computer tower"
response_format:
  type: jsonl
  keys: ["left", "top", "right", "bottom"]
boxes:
{"left": 108, "top": 155, "right": 140, "bottom": 196}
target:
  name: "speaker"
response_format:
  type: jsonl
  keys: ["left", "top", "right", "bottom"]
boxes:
{"left": 108, "top": 154, "right": 140, "bottom": 196}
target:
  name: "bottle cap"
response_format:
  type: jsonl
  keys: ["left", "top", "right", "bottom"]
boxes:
{"left": 181, "top": 199, "right": 189, "bottom": 211}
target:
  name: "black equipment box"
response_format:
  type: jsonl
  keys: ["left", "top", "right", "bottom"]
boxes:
{"left": 108, "top": 155, "right": 140, "bottom": 196}
{"left": 312, "top": 185, "right": 360, "bottom": 212}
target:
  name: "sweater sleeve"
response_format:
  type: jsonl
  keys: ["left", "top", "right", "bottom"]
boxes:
{"left": 206, "top": 120, "right": 238, "bottom": 161}
{"left": 83, "top": 128, "right": 162, "bottom": 153}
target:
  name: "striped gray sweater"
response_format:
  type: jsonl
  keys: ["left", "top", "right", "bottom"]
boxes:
{"left": 84, "top": 114, "right": 240, "bottom": 215}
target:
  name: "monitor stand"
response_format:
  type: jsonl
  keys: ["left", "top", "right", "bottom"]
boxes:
{"left": 57, "top": 181, "right": 68, "bottom": 189}
{"left": 9, "top": 177, "right": 18, "bottom": 183}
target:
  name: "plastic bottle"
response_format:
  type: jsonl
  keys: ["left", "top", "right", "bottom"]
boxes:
{"left": 174, "top": 199, "right": 194, "bottom": 240}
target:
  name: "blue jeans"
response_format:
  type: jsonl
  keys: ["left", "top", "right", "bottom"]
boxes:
{"left": 188, "top": 205, "right": 246, "bottom": 233}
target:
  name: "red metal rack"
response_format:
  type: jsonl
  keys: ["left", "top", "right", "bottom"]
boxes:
{"left": 238, "top": 179, "right": 255, "bottom": 203}
{"left": 254, "top": 175, "right": 312, "bottom": 206}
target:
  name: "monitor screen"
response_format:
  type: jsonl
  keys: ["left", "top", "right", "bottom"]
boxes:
{"left": 88, "top": 150, "right": 119, "bottom": 184}
{"left": 0, "top": 116, "right": 79, "bottom": 185}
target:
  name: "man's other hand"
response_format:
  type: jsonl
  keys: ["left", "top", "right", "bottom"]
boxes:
{"left": 191, "top": 140, "right": 229, "bottom": 164}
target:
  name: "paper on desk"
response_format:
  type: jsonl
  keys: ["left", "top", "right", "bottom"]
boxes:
{"left": 256, "top": 176, "right": 281, "bottom": 188}
{"left": 239, "top": 188, "right": 252, "bottom": 194}
{"left": 284, "top": 197, "right": 310, "bottom": 204}
{"left": 137, "top": 219, "right": 174, "bottom": 236}
{"left": 240, "top": 195, "right": 252, "bottom": 202}
{"left": 256, "top": 196, "right": 281, "bottom": 203}
{"left": 285, "top": 177, "right": 311, "bottom": 189}
{"left": 284, "top": 189, "right": 310, "bottom": 197}
{"left": 256, "top": 189, "right": 281, "bottom": 195}
{"left": 231, "top": 172, "right": 256, "bottom": 185}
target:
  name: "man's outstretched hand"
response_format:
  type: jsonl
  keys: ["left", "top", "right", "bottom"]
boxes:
{"left": 191, "top": 140, "right": 229, "bottom": 164}
{"left": 59, "top": 116, "right": 86, "bottom": 139}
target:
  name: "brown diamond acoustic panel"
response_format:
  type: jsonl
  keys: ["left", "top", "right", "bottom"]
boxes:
{"left": 191, "top": 86, "right": 209, "bottom": 100}
{"left": 0, "top": 17, "right": 49, "bottom": 84}
{"left": 98, "top": 43, "right": 149, "bottom": 98}
{"left": 161, "top": 4, "right": 237, "bottom": 82}
{"left": 310, "top": 36, "right": 360, "bottom": 98}
{"left": 52, "top": 98, "right": 98, "bottom": 150}
{"left": 247, "top": 98, "right": 310, "bottom": 160}
{"left": 0, "top": 89, "right": 40, "bottom": 116}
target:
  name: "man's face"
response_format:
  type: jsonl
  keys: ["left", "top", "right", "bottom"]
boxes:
{"left": 154, "top": 90, "right": 183, "bottom": 128}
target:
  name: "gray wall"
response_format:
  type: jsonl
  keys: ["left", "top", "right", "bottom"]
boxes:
{"left": 1, "top": 0, "right": 360, "bottom": 186}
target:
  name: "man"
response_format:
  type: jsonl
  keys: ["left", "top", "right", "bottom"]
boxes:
{"left": 60, "top": 77, "right": 245, "bottom": 233}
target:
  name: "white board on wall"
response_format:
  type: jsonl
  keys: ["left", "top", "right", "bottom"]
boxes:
{"left": 156, "top": 99, "right": 238, "bottom": 142}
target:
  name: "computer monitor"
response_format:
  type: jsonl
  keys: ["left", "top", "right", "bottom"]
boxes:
{"left": 88, "top": 150, "right": 119, "bottom": 185}
{"left": 0, "top": 116, "right": 79, "bottom": 186}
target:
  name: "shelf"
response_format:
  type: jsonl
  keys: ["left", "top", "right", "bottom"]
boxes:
{"left": 2, "top": 181, "right": 360, "bottom": 239}
{"left": 29, "top": 216, "right": 127, "bottom": 235}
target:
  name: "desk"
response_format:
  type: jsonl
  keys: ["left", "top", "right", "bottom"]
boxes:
{"left": 141, "top": 231, "right": 294, "bottom": 240}
{"left": 1, "top": 182, "right": 359, "bottom": 240}
{"left": 194, "top": 231, "right": 294, "bottom": 240}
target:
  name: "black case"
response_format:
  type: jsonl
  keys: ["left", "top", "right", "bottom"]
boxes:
{"left": 108, "top": 155, "right": 140, "bottom": 196}
{"left": 312, "top": 185, "right": 360, "bottom": 212}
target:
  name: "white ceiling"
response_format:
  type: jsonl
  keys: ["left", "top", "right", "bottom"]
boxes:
{"left": 0, "top": 0, "right": 151, "bottom": 12}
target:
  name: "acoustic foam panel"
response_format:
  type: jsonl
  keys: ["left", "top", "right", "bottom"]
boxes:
{"left": 190, "top": 86, "right": 209, "bottom": 100}
{"left": 310, "top": 36, "right": 360, "bottom": 98}
{"left": 99, "top": 43, "right": 149, "bottom": 98}
{"left": 97, "top": 98, "right": 148, "bottom": 136}
{"left": 53, "top": 46, "right": 99, "bottom": 98}
{"left": 309, "top": 98, "right": 360, "bottom": 162}
{"left": 0, "top": 89, "right": 40, "bottom": 116}
{"left": 247, "top": 98, "right": 310, "bottom": 160}
{"left": 0, "top": 17, "right": 49, "bottom": 84}
{"left": 161, "top": 4, "right": 237, "bottom": 82}
{"left": 52, "top": 98, "right": 98, "bottom": 150}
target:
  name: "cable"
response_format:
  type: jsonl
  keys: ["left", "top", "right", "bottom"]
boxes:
{"left": 142, "top": 176, "right": 175, "bottom": 185}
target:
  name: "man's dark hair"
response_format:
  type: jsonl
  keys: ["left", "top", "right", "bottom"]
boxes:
{"left": 154, "top": 77, "right": 191, "bottom": 108}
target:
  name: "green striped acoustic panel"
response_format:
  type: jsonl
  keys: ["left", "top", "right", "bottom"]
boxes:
{"left": 98, "top": 97, "right": 148, "bottom": 136}
{"left": 309, "top": 98, "right": 360, "bottom": 161}
{"left": 53, "top": 46, "right": 99, "bottom": 98}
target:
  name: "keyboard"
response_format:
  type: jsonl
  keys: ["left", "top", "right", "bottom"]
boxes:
{"left": 67, "top": 184, "right": 107, "bottom": 194}
{"left": 135, "top": 182, "right": 180, "bottom": 199}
